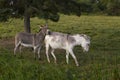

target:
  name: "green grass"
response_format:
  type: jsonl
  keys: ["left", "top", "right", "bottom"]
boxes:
{"left": 0, "top": 15, "right": 120, "bottom": 80}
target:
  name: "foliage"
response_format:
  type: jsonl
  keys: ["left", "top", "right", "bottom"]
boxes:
{"left": 106, "top": 0, "right": 120, "bottom": 16}
{"left": 78, "top": 0, "right": 120, "bottom": 15}
{"left": 0, "top": 0, "right": 12, "bottom": 21}
{"left": 0, "top": 15, "right": 120, "bottom": 80}
{"left": 0, "top": 0, "right": 80, "bottom": 22}
{"left": 0, "top": 0, "right": 81, "bottom": 33}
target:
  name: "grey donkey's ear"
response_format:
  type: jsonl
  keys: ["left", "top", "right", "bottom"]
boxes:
{"left": 38, "top": 25, "right": 43, "bottom": 29}
{"left": 39, "top": 25, "right": 44, "bottom": 29}
{"left": 45, "top": 24, "right": 48, "bottom": 28}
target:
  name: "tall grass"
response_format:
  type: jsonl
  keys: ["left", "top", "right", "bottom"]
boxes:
{"left": 0, "top": 15, "right": 120, "bottom": 80}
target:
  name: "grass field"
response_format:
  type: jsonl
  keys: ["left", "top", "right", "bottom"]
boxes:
{"left": 0, "top": 15, "right": 120, "bottom": 80}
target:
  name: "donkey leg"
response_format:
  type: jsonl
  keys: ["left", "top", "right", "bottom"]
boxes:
{"left": 68, "top": 49, "right": 79, "bottom": 66}
{"left": 34, "top": 47, "right": 37, "bottom": 60}
{"left": 14, "top": 47, "right": 17, "bottom": 56}
{"left": 37, "top": 46, "right": 41, "bottom": 60}
{"left": 45, "top": 44, "right": 50, "bottom": 63}
{"left": 14, "top": 43, "right": 20, "bottom": 56}
{"left": 19, "top": 46, "right": 23, "bottom": 57}
{"left": 19, "top": 46, "right": 22, "bottom": 53}
{"left": 51, "top": 49, "right": 57, "bottom": 64}
{"left": 66, "top": 50, "right": 69, "bottom": 64}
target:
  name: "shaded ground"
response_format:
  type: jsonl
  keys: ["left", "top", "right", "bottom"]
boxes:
{"left": 0, "top": 38, "right": 14, "bottom": 48}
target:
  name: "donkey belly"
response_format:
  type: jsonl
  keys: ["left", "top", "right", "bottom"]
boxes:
{"left": 20, "top": 38, "right": 33, "bottom": 47}
{"left": 49, "top": 42, "right": 66, "bottom": 49}
{"left": 21, "top": 42, "right": 33, "bottom": 47}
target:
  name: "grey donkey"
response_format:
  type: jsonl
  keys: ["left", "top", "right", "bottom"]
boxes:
{"left": 14, "top": 25, "right": 48, "bottom": 60}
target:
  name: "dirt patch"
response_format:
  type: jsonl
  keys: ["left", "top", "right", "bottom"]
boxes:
{"left": 0, "top": 38, "right": 15, "bottom": 49}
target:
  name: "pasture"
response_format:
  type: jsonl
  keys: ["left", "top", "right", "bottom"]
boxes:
{"left": 0, "top": 15, "right": 120, "bottom": 80}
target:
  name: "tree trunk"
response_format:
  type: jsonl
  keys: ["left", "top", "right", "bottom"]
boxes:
{"left": 24, "top": 14, "right": 31, "bottom": 33}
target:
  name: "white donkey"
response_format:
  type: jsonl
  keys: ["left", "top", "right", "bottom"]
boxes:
{"left": 14, "top": 25, "right": 48, "bottom": 59}
{"left": 45, "top": 30, "right": 90, "bottom": 66}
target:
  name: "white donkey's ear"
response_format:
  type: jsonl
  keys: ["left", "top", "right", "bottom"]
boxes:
{"left": 46, "top": 29, "right": 51, "bottom": 35}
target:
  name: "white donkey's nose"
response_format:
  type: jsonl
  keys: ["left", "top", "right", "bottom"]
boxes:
{"left": 83, "top": 47, "right": 89, "bottom": 52}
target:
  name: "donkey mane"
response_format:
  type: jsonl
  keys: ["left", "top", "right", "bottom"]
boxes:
{"left": 80, "top": 34, "right": 90, "bottom": 41}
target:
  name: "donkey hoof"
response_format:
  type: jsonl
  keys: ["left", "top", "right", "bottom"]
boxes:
{"left": 76, "top": 63, "right": 79, "bottom": 67}
{"left": 76, "top": 64, "right": 79, "bottom": 67}
{"left": 14, "top": 55, "right": 16, "bottom": 57}
{"left": 39, "top": 58, "right": 42, "bottom": 60}
{"left": 34, "top": 58, "right": 36, "bottom": 60}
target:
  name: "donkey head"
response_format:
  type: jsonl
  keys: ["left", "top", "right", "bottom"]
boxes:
{"left": 38, "top": 25, "right": 48, "bottom": 35}
{"left": 80, "top": 34, "right": 90, "bottom": 52}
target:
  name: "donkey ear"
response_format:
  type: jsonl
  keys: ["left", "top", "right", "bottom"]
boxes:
{"left": 88, "top": 36, "right": 91, "bottom": 40}
{"left": 46, "top": 29, "right": 51, "bottom": 35}
{"left": 38, "top": 25, "right": 43, "bottom": 29}
{"left": 45, "top": 24, "right": 48, "bottom": 28}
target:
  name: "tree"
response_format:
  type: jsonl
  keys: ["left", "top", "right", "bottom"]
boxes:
{"left": 0, "top": 0, "right": 81, "bottom": 33}
{"left": 106, "top": 0, "right": 120, "bottom": 16}
{"left": 95, "top": 0, "right": 120, "bottom": 15}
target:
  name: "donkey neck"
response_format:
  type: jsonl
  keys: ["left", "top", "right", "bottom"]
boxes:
{"left": 37, "top": 31, "right": 44, "bottom": 36}
{"left": 35, "top": 31, "right": 45, "bottom": 40}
